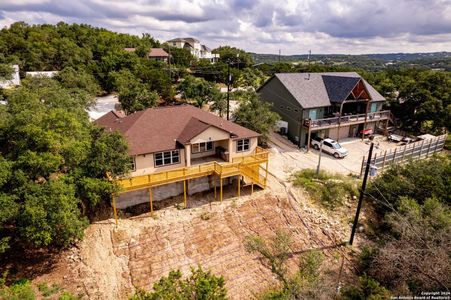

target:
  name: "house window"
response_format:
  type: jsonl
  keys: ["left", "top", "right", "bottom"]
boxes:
{"left": 237, "top": 139, "right": 250, "bottom": 152}
{"left": 154, "top": 150, "right": 180, "bottom": 167}
{"left": 309, "top": 109, "right": 318, "bottom": 120}
{"left": 130, "top": 156, "right": 136, "bottom": 171}
{"left": 192, "top": 142, "right": 213, "bottom": 153}
{"left": 370, "top": 103, "right": 378, "bottom": 113}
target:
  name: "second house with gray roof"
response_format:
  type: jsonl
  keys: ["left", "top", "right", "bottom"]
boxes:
{"left": 258, "top": 72, "right": 390, "bottom": 149}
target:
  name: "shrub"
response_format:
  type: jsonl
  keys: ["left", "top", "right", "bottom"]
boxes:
{"left": 0, "top": 279, "right": 35, "bottom": 300}
{"left": 293, "top": 169, "right": 358, "bottom": 209}
{"left": 129, "top": 266, "right": 227, "bottom": 300}
{"left": 366, "top": 155, "right": 450, "bottom": 215}
{"left": 340, "top": 274, "right": 390, "bottom": 300}
{"left": 246, "top": 231, "right": 330, "bottom": 299}
{"left": 38, "top": 282, "right": 60, "bottom": 297}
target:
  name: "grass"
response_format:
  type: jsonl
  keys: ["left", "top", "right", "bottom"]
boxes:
{"left": 445, "top": 134, "right": 451, "bottom": 150}
{"left": 38, "top": 282, "right": 61, "bottom": 297}
{"left": 292, "top": 169, "right": 358, "bottom": 209}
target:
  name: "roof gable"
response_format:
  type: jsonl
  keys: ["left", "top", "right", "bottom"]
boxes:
{"left": 149, "top": 48, "right": 169, "bottom": 57}
{"left": 95, "top": 105, "right": 260, "bottom": 156}
{"left": 262, "top": 72, "right": 385, "bottom": 108}
{"left": 322, "top": 75, "right": 361, "bottom": 103}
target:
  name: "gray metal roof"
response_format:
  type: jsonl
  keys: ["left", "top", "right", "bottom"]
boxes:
{"left": 272, "top": 72, "right": 385, "bottom": 109}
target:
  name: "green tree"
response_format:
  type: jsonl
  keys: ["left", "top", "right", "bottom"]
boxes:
{"left": 57, "top": 66, "right": 101, "bottom": 96}
{"left": 236, "top": 67, "right": 267, "bottom": 89}
{"left": 340, "top": 274, "right": 390, "bottom": 300}
{"left": 245, "top": 231, "right": 330, "bottom": 299}
{"left": 161, "top": 44, "right": 194, "bottom": 67}
{"left": 360, "top": 155, "right": 451, "bottom": 295}
{"left": 367, "top": 155, "right": 450, "bottom": 214}
{"left": 0, "top": 64, "right": 13, "bottom": 80}
{"left": 210, "top": 90, "right": 227, "bottom": 117}
{"left": 232, "top": 91, "right": 280, "bottom": 144}
{"left": 130, "top": 266, "right": 227, "bottom": 300}
{"left": 212, "top": 46, "right": 254, "bottom": 69}
{"left": 178, "top": 75, "right": 220, "bottom": 107}
{"left": 111, "top": 69, "right": 159, "bottom": 114}
{"left": 369, "top": 197, "right": 450, "bottom": 294}
{"left": 0, "top": 77, "right": 130, "bottom": 254}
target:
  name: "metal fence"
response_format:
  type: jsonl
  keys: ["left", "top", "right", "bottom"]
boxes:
{"left": 360, "top": 134, "right": 447, "bottom": 177}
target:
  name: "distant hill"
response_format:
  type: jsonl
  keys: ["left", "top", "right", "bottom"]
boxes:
{"left": 251, "top": 52, "right": 451, "bottom": 71}
{"left": 252, "top": 51, "right": 450, "bottom": 62}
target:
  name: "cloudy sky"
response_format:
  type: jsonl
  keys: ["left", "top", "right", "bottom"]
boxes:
{"left": 1, "top": 0, "right": 450, "bottom": 55}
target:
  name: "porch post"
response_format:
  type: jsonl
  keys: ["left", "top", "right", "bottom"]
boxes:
{"left": 183, "top": 180, "right": 187, "bottom": 208}
{"left": 228, "top": 139, "right": 233, "bottom": 162}
{"left": 148, "top": 187, "right": 153, "bottom": 214}
{"left": 362, "top": 101, "right": 371, "bottom": 141}
{"left": 237, "top": 175, "right": 241, "bottom": 198}
{"left": 185, "top": 144, "right": 191, "bottom": 167}
{"left": 265, "top": 160, "right": 269, "bottom": 188}
{"left": 307, "top": 126, "right": 312, "bottom": 152}
{"left": 337, "top": 101, "right": 346, "bottom": 142}
{"left": 220, "top": 176, "right": 223, "bottom": 202}
{"left": 214, "top": 174, "right": 217, "bottom": 200}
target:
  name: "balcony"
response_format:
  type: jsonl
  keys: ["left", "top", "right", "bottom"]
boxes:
{"left": 303, "top": 110, "right": 391, "bottom": 130}
{"left": 114, "top": 146, "right": 269, "bottom": 193}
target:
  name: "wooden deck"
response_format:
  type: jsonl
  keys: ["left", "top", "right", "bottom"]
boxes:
{"left": 111, "top": 147, "right": 270, "bottom": 223}
{"left": 115, "top": 146, "right": 269, "bottom": 192}
{"left": 304, "top": 110, "right": 391, "bottom": 130}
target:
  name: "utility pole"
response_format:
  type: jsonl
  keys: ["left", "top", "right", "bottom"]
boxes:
{"left": 316, "top": 140, "right": 324, "bottom": 175}
{"left": 226, "top": 60, "right": 231, "bottom": 120}
{"left": 278, "top": 49, "right": 281, "bottom": 62}
{"left": 349, "top": 137, "right": 374, "bottom": 245}
{"left": 168, "top": 46, "right": 171, "bottom": 81}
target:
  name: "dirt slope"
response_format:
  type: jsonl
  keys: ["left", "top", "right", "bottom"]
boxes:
{"left": 34, "top": 171, "right": 354, "bottom": 300}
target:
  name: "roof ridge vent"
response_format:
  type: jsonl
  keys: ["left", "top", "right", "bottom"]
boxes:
{"left": 304, "top": 73, "right": 310, "bottom": 80}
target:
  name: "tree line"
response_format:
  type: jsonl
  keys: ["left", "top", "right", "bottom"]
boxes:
{"left": 0, "top": 76, "right": 130, "bottom": 256}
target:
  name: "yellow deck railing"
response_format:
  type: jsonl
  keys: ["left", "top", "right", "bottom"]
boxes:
{"left": 115, "top": 146, "right": 269, "bottom": 192}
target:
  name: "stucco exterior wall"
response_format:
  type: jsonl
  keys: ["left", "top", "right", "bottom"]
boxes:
{"left": 131, "top": 149, "right": 186, "bottom": 177}
{"left": 191, "top": 126, "right": 230, "bottom": 144}
{"left": 129, "top": 129, "right": 258, "bottom": 176}
{"left": 230, "top": 137, "right": 258, "bottom": 160}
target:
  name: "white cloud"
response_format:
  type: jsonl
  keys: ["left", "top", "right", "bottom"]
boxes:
{"left": 0, "top": 0, "right": 450, "bottom": 54}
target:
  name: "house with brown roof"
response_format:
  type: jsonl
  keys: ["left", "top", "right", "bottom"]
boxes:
{"left": 96, "top": 105, "right": 269, "bottom": 213}
{"left": 148, "top": 48, "right": 170, "bottom": 62}
{"left": 124, "top": 47, "right": 170, "bottom": 62}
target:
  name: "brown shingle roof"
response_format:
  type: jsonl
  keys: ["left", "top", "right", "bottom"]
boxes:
{"left": 149, "top": 48, "right": 169, "bottom": 57}
{"left": 95, "top": 105, "right": 260, "bottom": 156}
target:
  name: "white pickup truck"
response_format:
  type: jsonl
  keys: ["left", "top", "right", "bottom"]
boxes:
{"left": 311, "top": 137, "right": 349, "bottom": 158}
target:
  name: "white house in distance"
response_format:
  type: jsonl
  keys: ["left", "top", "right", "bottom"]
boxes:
{"left": 167, "top": 37, "right": 219, "bottom": 62}
{"left": 0, "top": 65, "right": 20, "bottom": 89}
{"left": 26, "top": 71, "right": 59, "bottom": 78}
